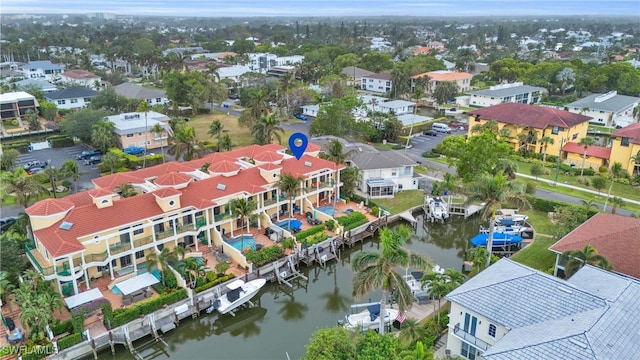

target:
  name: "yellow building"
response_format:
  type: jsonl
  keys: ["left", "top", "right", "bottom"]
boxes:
{"left": 467, "top": 103, "right": 592, "bottom": 158}
{"left": 609, "top": 123, "right": 640, "bottom": 176}
{"left": 107, "top": 111, "right": 171, "bottom": 151}
{"left": 25, "top": 143, "right": 343, "bottom": 296}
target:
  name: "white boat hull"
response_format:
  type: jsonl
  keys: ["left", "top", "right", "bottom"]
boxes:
{"left": 344, "top": 307, "right": 400, "bottom": 331}
{"left": 216, "top": 279, "right": 267, "bottom": 315}
{"left": 427, "top": 197, "right": 449, "bottom": 221}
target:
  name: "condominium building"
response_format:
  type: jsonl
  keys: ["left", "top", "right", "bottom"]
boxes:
{"left": 25, "top": 143, "right": 341, "bottom": 296}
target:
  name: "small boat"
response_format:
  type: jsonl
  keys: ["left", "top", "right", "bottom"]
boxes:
{"left": 211, "top": 278, "right": 267, "bottom": 315}
{"left": 480, "top": 224, "right": 529, "bottom": 236}
{"left": 427, "top": 197, "right": 449, "bottom": 221}
{"left": 470, "top": 233, "right": 523, "bottom": 247}
{"left": 495, "top": 210, "right": 528, "bottom": 225}
{"left": 343, "top": 304, "right": 400, "bottom": 332}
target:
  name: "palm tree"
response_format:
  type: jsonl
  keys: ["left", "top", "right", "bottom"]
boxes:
{"left": 279, "top": 71, "right": 295, "bottom": 115}
{"left": 560, "top": 245, "right": 612, "bottom": 278}
{"left": 136, "top": 100, "right": 151, "bottom": 168}
{"left": 321, "top": 139, "right": 356, "bottom": 165}
{"left": 279, "top": 173, "right": 304, "bottom": 222}
{"left": 91, "top": 120, "right": 117, "bottom": 153}
{"left": 603, "top": 162, "right": 624, "bottom": 212}
{"left": 0, "top": 271, "right": 13, "bottom": 305}
{"left": 1, "top": 168, "right": 48, "bottom": 208}
{"left": 145, "top": 247, "right": 176, "bottom": 286}
{"left": 60, "top": 160, "right": 80, "bottom": 193}
{"left": 580, "top": 198, "right": 599, "bottom": 211}
{"left": 150, "top": 123, "right": 166, "bottom": 163}
{"left": 351, "top": 225, "right": 433, "bottom": 334}
{"left": 101, "top": 152, "right": 122, "bottom": 175}
{"left": 218, "top": 133, "right": 233, "bottom": 151}
{"left": 115, "top": 182, "right": 137, "bottom": 198}
{"left": 540, "top": 136, "right": 554, "bottom": 166}
{"left": 609, "top": 197, "right": 626, "bottom": 214}
{"left": 227, "top": 197, "right": 258, "bottom": 233}
{"left": 398, "top": 318, "right": 427, "bottom": 346}
{"left": 168, "top": 125, "right": 203, "bottom": 161}
{"left": 465, "top": 172, "right": 530, "bottom": 266}
{"left": 207, "top": 120, "right": 224, "bottom": 151}
{"left": 183, "top": 257, "right": 205, "bottom": 288}
{"left": 578, "top": 136, "right": 595, "bottom": 177}
{"left": 630, "top": 153, "right": 640, "bottom": 176}
{"left": 251, "top": 114, "right": 285, "bottom": 145}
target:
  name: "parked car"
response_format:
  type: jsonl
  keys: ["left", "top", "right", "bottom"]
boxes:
{"left": 123, "top": 147, "right": 145, "bottom": 155}
{"left": 76, "top": 149, "right": 102, "bottom": 160}
{"left": 23, "top": 160, "right": 45, "bottom": 171}
{"left": 84, "top": 156, "right": 102, "bottom": 165}
{"left": 423, "top": 129, "right": 438, "bottom": 137}
{"left": 28, "top": 166, "right": 46, "bottom": 175}
{"left": 294, "top": 113, "right": 308, "bottom": 121}
{"left": 0, "top": 217, "right": 18, "bottom": 233}
{"left": 448, "top": 107, "right": 457, "bottom": 112}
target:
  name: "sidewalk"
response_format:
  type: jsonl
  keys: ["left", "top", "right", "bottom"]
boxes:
{"left": 516, "top": 173, "right": 640, "bottom": 206}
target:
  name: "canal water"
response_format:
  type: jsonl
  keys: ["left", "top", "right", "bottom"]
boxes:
{"left": 99, "top": 213, "right": 485, "bottom": 360}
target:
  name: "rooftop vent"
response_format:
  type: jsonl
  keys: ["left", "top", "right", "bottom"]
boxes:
{"left": 557, "top": 285, "right": 573, "bottom": 295}
{"left": 594, "top": 91, "right": 617, "bottom": 103}
{"left": 59, "top": 221, "right": 74, "bottom": 230}
{"left": 304, "top": 161, "right": 312, "bottom": 167}
{"left": 216, "top": 183, "right": 226, "bottom": 191}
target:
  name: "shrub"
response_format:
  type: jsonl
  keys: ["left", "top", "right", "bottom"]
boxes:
{"left": 336, "top": 212, "right": 368, "bottom": 230}
{"left": 421, "top": 151, "right": 440, "bottom": 158}
{"left": 370, "top": 206, "right": 380, "bottom": 217}
{"left": 57, "top": 333, "right": 83, "bottom": 350}
{"left": 598, "top": 166, "right": 608, "bottom": 174}
{"left": 295, "top": 224, "right": 325, "bottom": 242}
{"left": 46, "top": 135, "right": 74, "bottom": 148}
{"left": 194, "top": 273, "right": 235, "bottom": 293}
{"left": 51, "top": 319, "right": 74, "bottom": 336}
{"left": 324, "top": 220, "right": 337, "bottom": 232}
{"left": 20, "top": 344, "right": 53, "bottom": 360}
{"left": 205, "top": 271, "right": 217, "bottom": 282}
{"left": 281, "top": 237, "right": 295, "bottom": 250}
{"left": 110, "top": 289, "right": 188, "bottom": 328}
{"left": 215, "top": 261, "right": 230, "bottom": 275}
{"left": 245, "top": 245, "right": 284, "bottom": 267}
{"left": 151, "top": 282, "right": 168, "bottom": 294}
{"left": 525, "top": 182, "right": 537, "bottom": 194}
{"left": 525, "top": 195, "right": 598, "bottom": 218}
{"left": 305, "top": 231, "right": 329, "bottom": 246}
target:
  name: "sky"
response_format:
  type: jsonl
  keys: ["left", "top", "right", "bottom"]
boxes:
{"left": 2, "top": 0, "right": 640, "bottom": 17}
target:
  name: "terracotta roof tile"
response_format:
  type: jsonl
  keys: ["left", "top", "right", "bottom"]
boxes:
{"left": 153, "top": 187, "right": 182, "bottom": 198}
{"left": 469, "top": 103, "right": 592, "bottom": 129}
{"left": 261, "top": 144, "right": 287, "bottom": 152}
{"left": 411, "top": 70, "right": 472, "bottom": 80}
{"left": 258, "top": 163, "right": 282, "bottom": 171}
{"left": 413, "top": 46, "right": 432, "bottom": 55}
{"left": 209, "top": 160, "right": 241, "bottom": 173}
{"left": 306, "top": 143, "right": 321, "bottom": 152}
{"left": 88, "top": 188, "right": 115, "bottom": 198}
{"left": 549, "top": 213, "right": 640, "bottom": 279}
{"left": 33, "top": 227, "right": 85, "bottom": 258}
{"left": 280, "top": 154, "right": 344, "bottom": 177}
{"left": 26, "top": 198, "right": 75, "bottom": 217}
{"left": 92, "top": 172, "right": 146, "bottom": 190}
{"left": 154, "top": 172, "right": 192, "bottom": 186}
{"left": 562, "top": 142, "right": 612, "bottom": 159}
{"left": 253, "top": 151, "right": 283, "bottom": 162}
{"left": 612, "top": 122, "right": 640, "bottom": 145}
{"left": 134, "top": 161, "right": 195, "bottom": 178}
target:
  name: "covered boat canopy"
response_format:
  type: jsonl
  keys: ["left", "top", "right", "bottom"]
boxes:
{"left": 64, "top": 288, "right": 103, "bottom": 309}
{"left": 471, "top": 233, "right": 523, "bottom": 247}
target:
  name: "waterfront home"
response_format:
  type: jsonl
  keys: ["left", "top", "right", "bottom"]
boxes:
{"left": 445, "top": 258, "right": 640, "bottom": 359}
{"left": 467, "top": 103, "right": 592, "bottom": 157}
{"left": 24, "top": 144, "right": 344, "bottom": 296}
{"left": 609, "top": 122, "right": 640, "bottom": 176}
{"left": 466, "top": 82, "right": 545, "bottom": 107}
{"left": 60, "top": 69, "right": 103, "bottom": 90}
{"left": 106, "top": 111, "right": 171, "bottom": 150}
{"left": 21, "top": 60, "right": 64, "bottom": 82}
{"left": 566, "top": 91, "right": 639, "bottom": 128}
{"left": 549, "top": 213, "right": 640, "bottom": 279}
{"left": 44, "top": 87, "right": 99, "bottom": 110}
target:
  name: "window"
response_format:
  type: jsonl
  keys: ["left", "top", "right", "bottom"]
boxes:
{"left": 133, "top": 225, "right": 144, "bottom": 235}
{"left": 572, "top": 133, "right": 578, "bottom": 140}
{"left": 391, "top": 171, "right": 397, "bottom": 176}
{"left": 57, "top": 100, "right": 66, "bottom": 105}
{"left": 135, "top": 250, "right": 145, "bottom": 259}
{"left": 156, "top": 98, "right": 161, "bottom": 103}
{"left": 138, "top": 132, "right": 143, "bottom": 136}
{"left": 621, "top": 137, "right": 630, "bottom": 147}
{"left": 488, "top": 324, "right": 497, "bottom": 337}
{"left": 551, "top": 126, "right": 560, "bottom": 135}
{"left": 120, "top": 255, "right": 132, "bottom": 267}
{"left": 84, "top": 98, "right": 92, "bottom": 102}
{"left": 126, "top": 134, "right": 134, "bottom": 138}
{"left": 70, "top": 98, "right": 78, "bottom": 104}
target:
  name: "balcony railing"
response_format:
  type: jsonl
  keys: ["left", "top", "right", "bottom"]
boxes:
{"left": 214, "top": 212, "right": 233, "bottom": 222}
{"left": 133, "top": 236, "right": 153, "bottom": 248}
{"left": 109, "top": 243, "right": 131, "bottom": 255}
{"left": 453, "top": 324, "right": 490, "bottom": 351}
{"left": 25, "top": 245, "right": 54, "bottom": 276}
{"left": 85, "top": 251, "right": 108, "bottom": 263}
{"left": 195, "top": 217, "right": 207, "bottom": 228}
{"left": 263, "top": 198, "right": 277, "bottom": 206}
{"left": 156, "top": 229, "right": 174, "bottom": 240}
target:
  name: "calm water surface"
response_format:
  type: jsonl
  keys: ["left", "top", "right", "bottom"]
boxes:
{"left": 100, "top": 214, "right": 484, "bottom": 360}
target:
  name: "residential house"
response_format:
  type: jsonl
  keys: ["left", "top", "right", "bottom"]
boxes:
{"left": 445, "top": 258, "right": 640, "bottom": 360}
{"left": 218, "top": 65, "right": 253, "bottom": 83}
{"left": 60, "top": 70, "right": 103, "bottom": 90}
{"left": 266, "top": 65, "right": 296, "bottom": 78}
{"left": 0, "top": 91, "right": 39, "bottom": 122}
{"left": 247, "top": 53, "right": 304, "bottom": 74}
{"left": 379, "top": 100, "right": 415, "bottom": 115}
{"left": 358, "top": 94, "right": 388, "bottom": 112}
{"left": 361, "top": 73, "right": 392, "bottom": 94}
{"left": 609, "top": 122, "right": 640, "bottom": 176}
{"left": 44, "top": 88, "right": 99, "bottom": 110}
{"left": 14, "top": 78, "right": 58, "bottom": 93}
{"left": 341, "top": 66, "right": 374, "bottom": 87}
{"left": 344, "top": 144, "right": 418, "bottom": 197}
{"left": 549, "top": 213, "right": 640, "bottom": 279}
{"left": 397, "top": 114, "right": 433, "bottom": 127}
{"left": 468, "top": 103, "right": 592, "bottom": 156}
{"left": 301, "top": 104, "right": 320, "bottom": 117}
{"left": 24, "top": 144, "right": 343, "bottom": 296}
{"left": 0, "top": 62, "right": 26, "bottom": 82}
{"left": 107, "top": 111, "right": 172, "bottom": 150}
{"left": 560, "top": 141, "right": 611, "bottom": 169}
{"left": 114, "top": 83, "right": 169, "bottom": 106}
{"left": 566, "top": 91, "right": 640, "bottom": 128}
{"left": 411, "top": 70, "right": 472, "bottom": 93}
{"left": 467, "top": 82, "right": 545, "bottom": 107}
{"left": 21, "top": 60, "right": 64, "bottom": 82}
{"left": 189, "top": 52, "right": 237, "bottom": 62}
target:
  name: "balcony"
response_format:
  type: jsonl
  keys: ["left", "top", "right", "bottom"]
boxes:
{"left": 195, "top": 217, "right": 207, "bottom": 228}
{"left": 109, "top": 242, "right": 131, "bottom": 255}
{"left": 263, "top": 198, "right": 278, "bottom": 206}
{"left": 133, "top": 236, "right": 153, "bottom": 248}
{"left": 214, "top": 212, "right": 233, "bottom": 222}
{"left": 25, "top": 245, "right": 54, "bottom": 276}
{"left": 155, "top": 229, "right": 174, "bottom": 240}
{"left": 453, "top": 324, "right": 490, "bottom": 351}
{"left": 85, "top": 251, "right": 108, "bottom": 263}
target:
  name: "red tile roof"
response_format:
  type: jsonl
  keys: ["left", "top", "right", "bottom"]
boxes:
{"left": 612, "top": 122, "right": 640, "bottom": 145}
{"left": 258, "top": 163, "right": 282, "bottom": 171}
{"left": 153, "top": 187, "right": 182, "bottom": 198}
{"left": 92, "top": 172, "right": 146, "bottom": 190}
{"left": 26, "top": 198, "right": 75, "bottom": 217}
{"left": 549, "top": 213, "right": 640, "bottom": 279}
{"left": 469, "top": 103, "right": 592, "bottom": 129}
{"left": 413, "top": 46, "right": 432, "bottom": 55}
{"left": 562, "top": 142, "right": 612, "bottom": 159}
{"left": 87, "top": 188, "right": 114, "bottom": 198}
{"left": 280, "top": 154, "right": 344, "bottom": 177}
{"left": 154, "top": 172, "right": 192, "bottom": 186}
{"left": 34, "top": 225, "right": 85, "bottom": 258}
{"left": 209, "top": 160, "right": 241, "bottom": 173}
{"left": 134, "top": 161, "right": 195, "bottom": 179}
{"left": 62, "top": 69, "right": 100, "bottom": 80}
{"left": 411, "top": 71, "right": 472, "bottom": 80}
{"left": 254, "top": 151, "right": 283, "bottom": 162}
{"left": 306, "top": 143, "right": 321, "bottom": 153}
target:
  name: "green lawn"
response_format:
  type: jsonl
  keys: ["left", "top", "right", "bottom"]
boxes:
{"left": 189, "top": 112, "right": 293, "bottom": 148}
{"left": 510, "top": 210, "right": 558, "bottom": 272}
{"left": 374, "top": 190, "right": 425, "bottom": 214}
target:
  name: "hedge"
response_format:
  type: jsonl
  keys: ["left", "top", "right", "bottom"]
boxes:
{"left": 245, "top": 245, "right": 284, "bottom": 267}
{"left": 58, "top": 333, "right": 83, "bottom": 350}
{"left": 51, "top": 319, "right": 74, "bottom": 336}
{"left": 525, "top": 195, "right": 598, "bottom": 217}
{"left": 294, "top": 224, "right": 326, "bottom": 242}
{"left": 336, "top": 212, "right": 368, "bottom": 230}
{"left": 46, "top": 135, "right": 74, "bottom": 148}
{"left": 20, "top": 344, "right": 53, "bottom": 360}
{"left": 194, "top": 273, "right": 236, "bottom": 293}
{"left": 110, "top": 288, "right": 188, "bottom": 328}
{"left": 2, "top": 141, "right": 30, "bottom": 153}
{"left": 558, "top": 163, "right": 596, "bottom": 176}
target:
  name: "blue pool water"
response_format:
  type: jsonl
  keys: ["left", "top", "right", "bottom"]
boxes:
{"left": 112, "top": 285, "right": 122, "bottom": 295}
{"left": 317, "top": 206, "right": 336, "bottom": 216}
{"left": 276, "top": 219, "right": 302, "bottom": 231}
{"left": 226, "top": 235, "right": 256, "bottom": 251}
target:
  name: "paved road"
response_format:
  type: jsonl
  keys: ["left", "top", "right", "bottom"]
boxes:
{"left": 205, "top": 102, "right": 242, "bottom": 117}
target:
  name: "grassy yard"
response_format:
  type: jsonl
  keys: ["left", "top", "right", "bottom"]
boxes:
{"left": 374, "top": 190, "right": 425, "bottom": 214}
{"left": 189, "top": 112, "right": 293, "bottom": 149}
{"left": 510, "top": 210, "right": 558, "bottom": 272}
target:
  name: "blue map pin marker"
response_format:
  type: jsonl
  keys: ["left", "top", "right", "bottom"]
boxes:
{"left": 288, "top": 133, "right": 308, "bottom": 160}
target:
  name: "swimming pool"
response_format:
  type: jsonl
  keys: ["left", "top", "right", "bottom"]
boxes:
{"left": 276, "top": 218, "right": 302, "bottom": 232}
{"left": 226, "top": 235, "right": 256, "bottom": 252}
{"left": 317, "top": 205, "right": 336, "bottom": 216}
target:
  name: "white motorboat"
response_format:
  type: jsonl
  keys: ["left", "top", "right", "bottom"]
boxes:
{"left": 344, "top": 304, "right": 400, "bottom": 332}
{"left": 212, "top": 278, "right": 267, "bottom": 315}
{"left": 427, "top": 197, "right": 449, "bottom": 221}
{"left": 495, "top": 209, "right": 528, "bottom": 225}
{"left": 480, "top": 224, "right": 530, "bottom": 236}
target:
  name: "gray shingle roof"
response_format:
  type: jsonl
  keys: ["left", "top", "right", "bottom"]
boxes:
{"left": 469, "top": 85, "right": 545, "bottom": 98}
{"left": 44, "top": 87, "right": 98, "bottom": 100}
{"left": 114, "top": 83, "right": 166, "bottom": 100}
{"left": 567, "top": 93, "right": 640, "bottom": 112}
{"left": 348, "top": 149, "right": 416, "bottom": 170}
{"left": 22, "top": 60, "right": 63, "bottom": 71}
